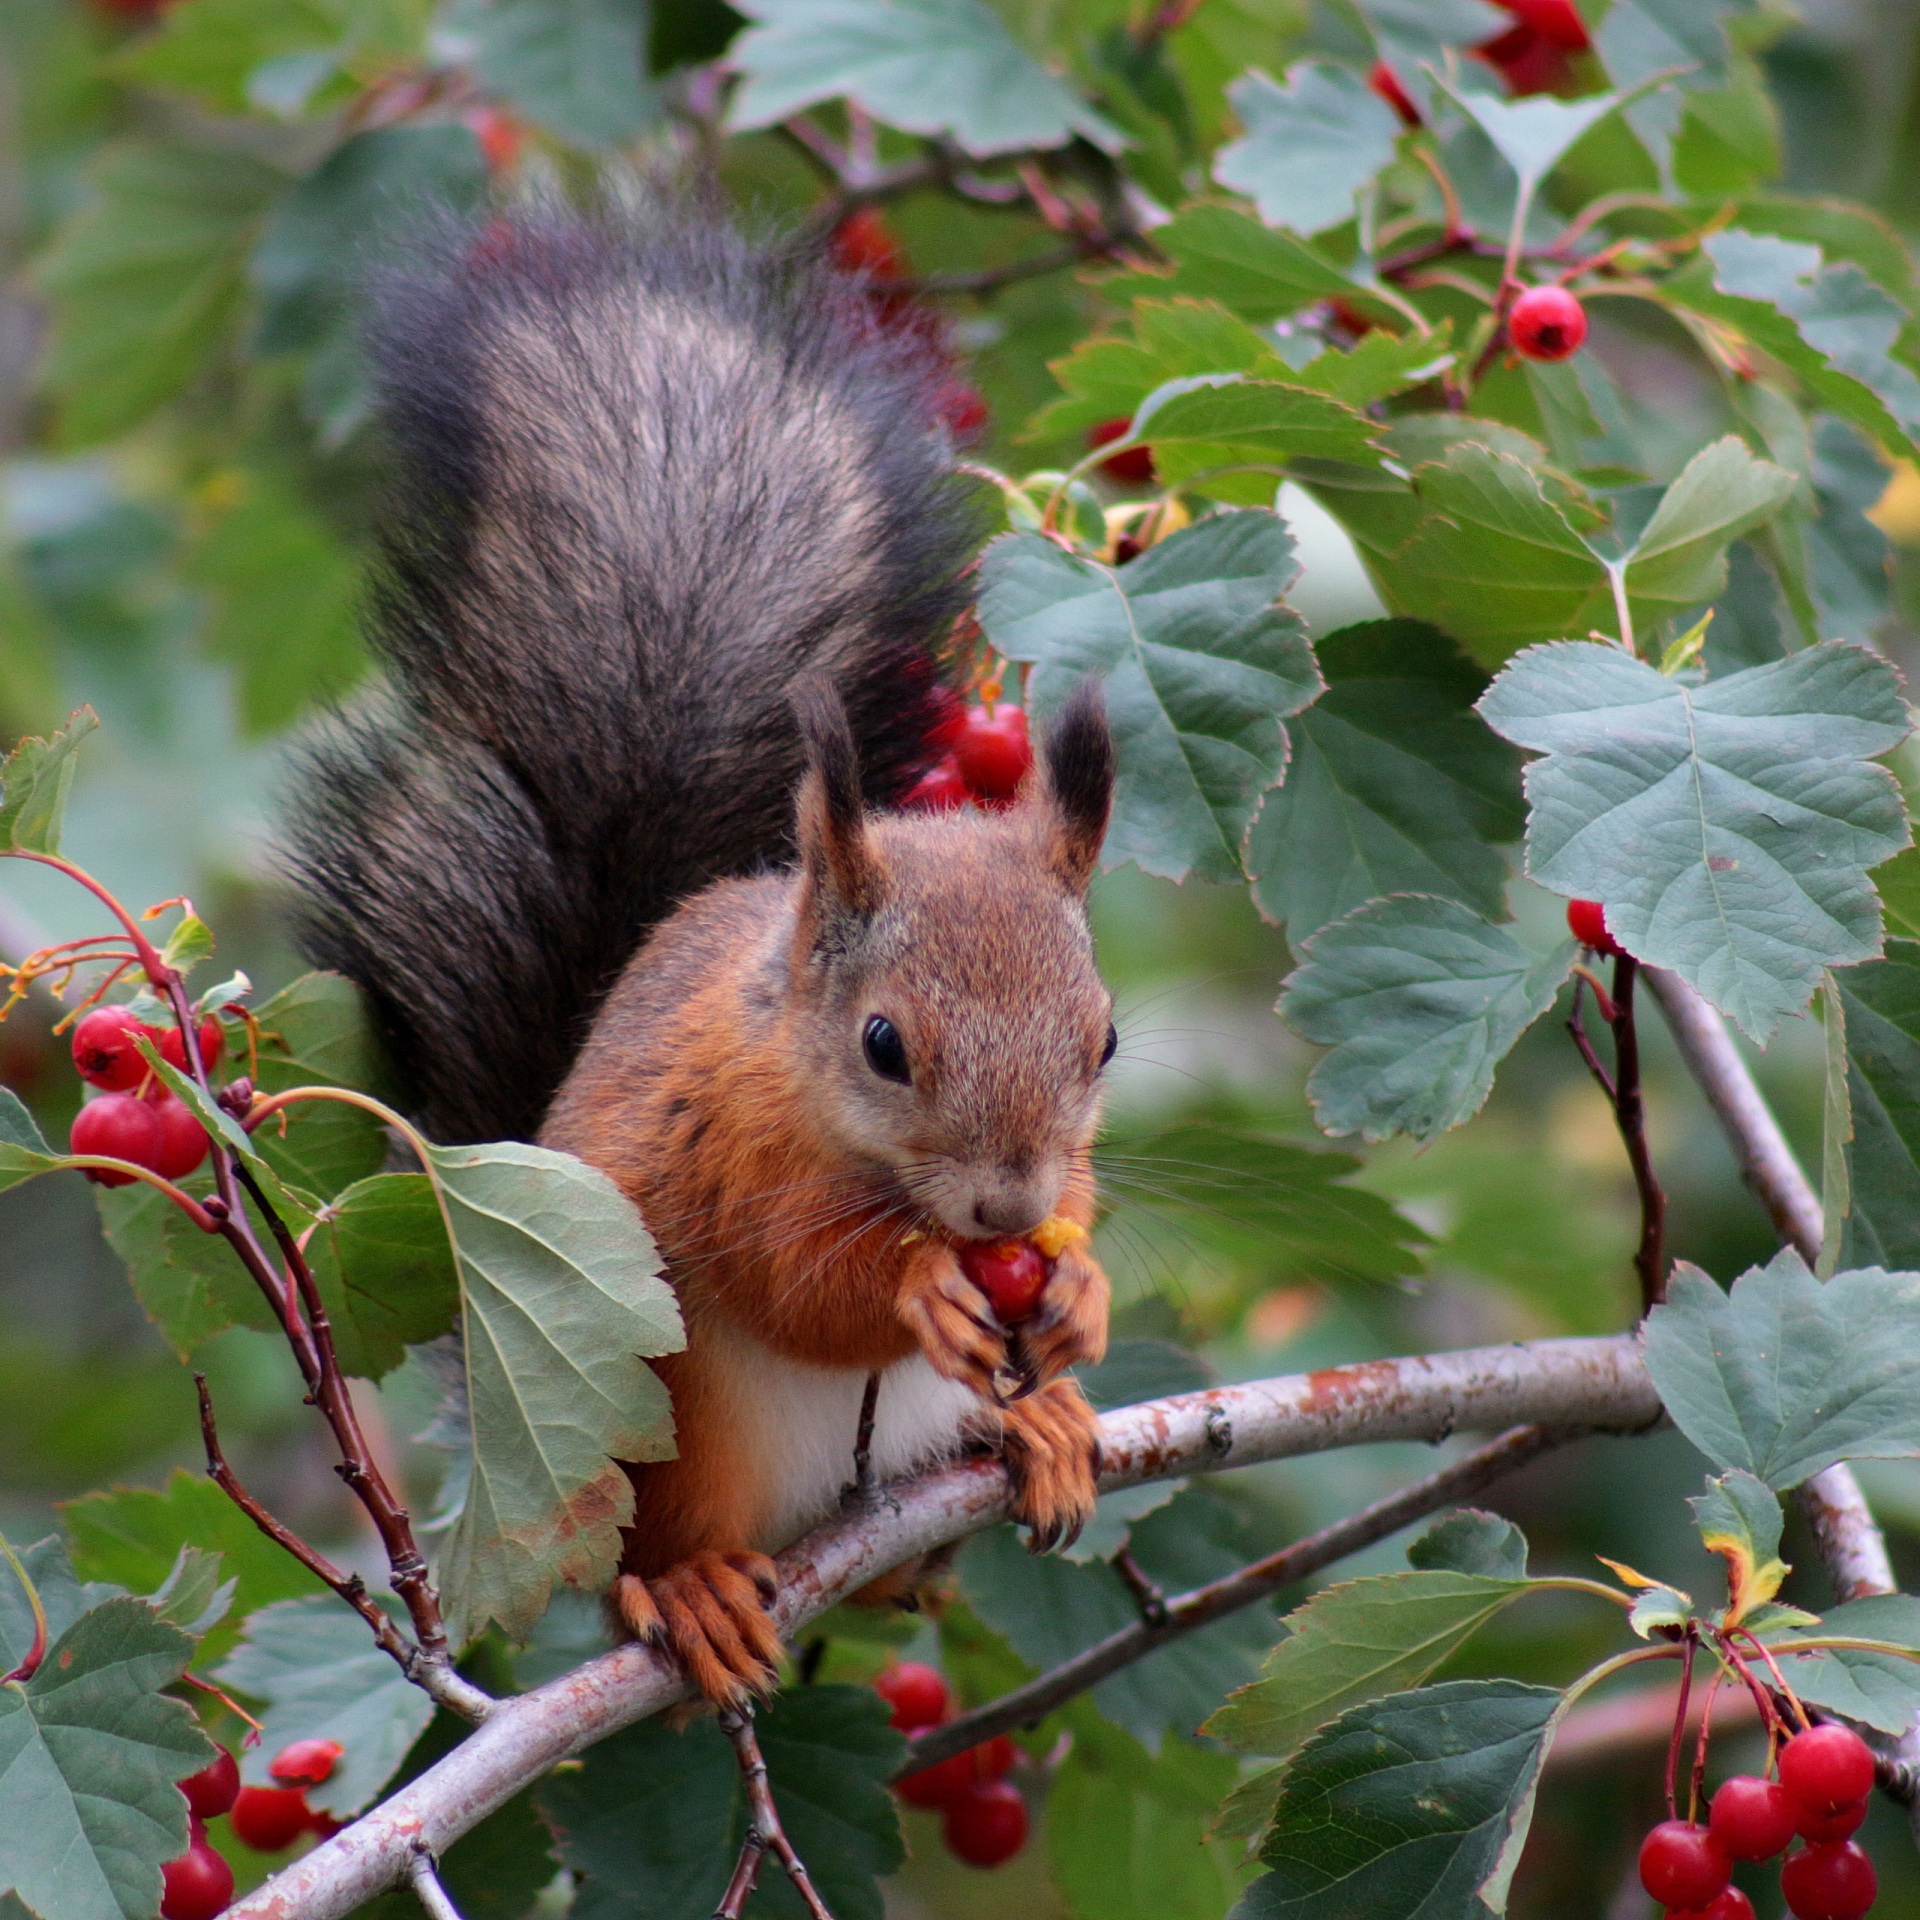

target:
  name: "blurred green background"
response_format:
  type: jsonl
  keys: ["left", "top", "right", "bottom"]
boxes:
{"left": 7, "top": 2, "right": 1920, "bottom": 1914}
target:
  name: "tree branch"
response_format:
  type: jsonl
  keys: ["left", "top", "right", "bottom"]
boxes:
{"left": 1643, "top": 966, "right": 1919, "bottom": 1809}
{"left": 900, "top": 1421, "right": 1572, "bottom": 1775}
{"left": 223, "top": 1335, "right": 1659, "bottom": 1920}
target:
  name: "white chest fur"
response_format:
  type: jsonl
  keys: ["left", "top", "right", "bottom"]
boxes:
{"left": 715, "top": 1334, "right": 985, "bottom": 1553}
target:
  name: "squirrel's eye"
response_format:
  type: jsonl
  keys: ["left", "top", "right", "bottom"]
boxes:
{"left": 862, "top": 1014, "right": 911, "bottom": 1084}
{"left": 1099, "top": 1022, "right": 1118, "bottom": 1069}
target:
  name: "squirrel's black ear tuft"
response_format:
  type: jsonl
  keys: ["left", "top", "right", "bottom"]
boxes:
{"left": 1039, "top": 678, "right": 1114, "bottom": 894}
{"left": 793, "top": 676, "right": 885, "bottom": 917}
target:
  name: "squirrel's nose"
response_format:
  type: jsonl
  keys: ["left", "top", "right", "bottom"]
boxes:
{"left": 971, "top": 1190, "right": 1047, "bottom": 1236}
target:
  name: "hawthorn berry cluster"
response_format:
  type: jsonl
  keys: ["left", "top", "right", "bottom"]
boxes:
{"left": 162, "top": 1740, "right": 344, "bottom": 1920}
{"left": 875, "top": 1662, "right": 1030, "bottom": 1870}
{"left": 67, "top": 1003, "right": 223, "bottom": 1183}
{"left": 901, "top": 689, "right": 1034, "bottom": 813}
{"left": 1640, "top": 1724, "right": 1881, "bottom": 1920}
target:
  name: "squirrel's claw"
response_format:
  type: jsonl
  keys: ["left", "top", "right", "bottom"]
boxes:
{"left": 1000, "top": 1379, "right": 1102, "bottom": 1554}
{"left": 898, "top": 1250, "right": 1008, "bottom": 1395}
{"left": 612, "top": 1551, "right": 783, "bottom": 1708}
{"left": 1019, "top": 1238, "right": 1111, "bottom": 1385}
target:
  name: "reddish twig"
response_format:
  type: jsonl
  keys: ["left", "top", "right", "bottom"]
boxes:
{"left": 1664, "top": 1629, "right": 1696, "bottom": 1818}
{"left": 715, "top": 1706, "right": 834, "bottom": 1920}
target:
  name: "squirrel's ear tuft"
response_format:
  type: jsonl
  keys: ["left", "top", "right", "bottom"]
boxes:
{"left": 1037, "top": 678, "right": 1114, "bottom": 894}
{"left": 792, "top": 676, "right": 885, "bottom": 917}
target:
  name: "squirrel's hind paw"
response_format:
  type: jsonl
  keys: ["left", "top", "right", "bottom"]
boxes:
{"left": 1000, "top": 1380, "right": 1103, "bottom": 1554}
{"left": 612, "top": 1551, "right": 783, "bottom": 1708}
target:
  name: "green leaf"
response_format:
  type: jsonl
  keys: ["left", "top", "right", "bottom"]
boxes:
{"left": 0, "top": 1537, "right": 115, "bottom": 1675}
{"left": 306, "top": 1173, "right": 461, "bottom": 1379}
{"left": 1770, "top": 1594, "right": 1920, "bottom": 1734}
{"left": 246, "top": 970, "right": 391, "bottom": 1197}
{"left": 1049, "top": 1719, "right": 1249, "bottom": 1920}
{"left": 0, "top": 708, "right": 97, "bottom": 854}
{"left": 1279, "top": 327, "right": 1458, "bottom": 410}
{"left": 62, "top": 1468, "right": 328, "bottom": 1665}
{"left": 1406, "top": 1510, "right": 1530, "bottom": 1581}
{"left": 147, "top": 1546, "right": 235, "bottom": 1639}
{"left": 979, "top": 512, "right": 1321, "bottom": 884}
{"left": 1129, "top": 378, "right": 1382, "bottom": 495}
{"left": 1205, "top": 1570, "right": 1537, "bottom": 1765}
{"left": 1236, "top": 1680, "right": 1564, "bottom": 1918}
{"left": 1096, "top": 206, "right": 1354, "bottom": 322}
{"left": 1448, "top": 86, "right": 1627, "bottom": 196}
{"left": 539, "top": 1684, "right": 904, "bottom": 1920}
{"left": 958, "top": 1487, "right": 1271, "bottom": 1750}
{"left": 31, "top": 142, "right": 286, "bottom": 445}
{"left": 1643, "top": 1250, "right": 1920, "bottom": 1488}
{"left": 1478, "top": 639, "right": 1912, "bottom": 1041}
{"left": 0, "top": 1600, "right": 212, "bottom": 1920}
{"left": 1872, "top": 852, "right": 1920, "bottom": 940}
{"left": 726, "top": 0, "right": 1124, "bottom": 157}
{"left": 1248, "top": 619, "right": 1523, "bottom": 944}
{"left": 1618, "top": 435, "right": 1798, "bottom": 626}
{"left": 217, "top": 1595, "right": 435, "bottom": 1816}
{"left": 1097, "top": 1121, "right": 1430, "bottom": 1290}
{"left": 451, "top": 0, "right": 662, "bottom": 147}
{"left": 1280, "top": 896, "right": 1574, "bottom": 1143}
{"left": 1689, "top": 1470, "right": 1788, "bottom": 1621}
{"left": 1365, "top": 442, "right": 1613, "bottom": 666}
{"left": 96, "top": 1177, "right": 283, "bottom": 1357}
{"left": 252, "top": 126, "right": 487, "bottom": 440}
{"left": 1834, "top": 940, "right": 1920, "bottom": 1269}
{"left": 421, "top": 1140, "right": 682, "bottom": 1645}
{"left": 1213, "top": 63, "right": 1402, "bottom": 236}
{"left": 183, "top": 468, "right": 365, "bottom": 733}
{"left": 1669, "top": 232, "right": 1920, "bottom": 460}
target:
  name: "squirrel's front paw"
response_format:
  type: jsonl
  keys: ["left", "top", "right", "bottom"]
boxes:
{"left": 1000, "top": 1379, "right": 1102, "bottom": 1553}
{"left": 898, "top": 1246, "right": 1008, "bottom": 1396}
{"left": 612, "top": 1550, "right": 782, "bottom": 1708}
{"left": 1014, "top": 1237, "right": 1110, "bottom": 1386}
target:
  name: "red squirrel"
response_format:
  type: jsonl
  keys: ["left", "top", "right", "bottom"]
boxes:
{"left": 285, "top": 210, "right": 1115, "bottom": 1705}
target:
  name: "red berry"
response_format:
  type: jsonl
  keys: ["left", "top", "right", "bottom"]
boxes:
{"left": 901, "top": 758, "right": 973, "bottom": 812}
{"left": 180, "top": 1747, "right": 241, "bottom": 1820}
{"left": 1638, "top": 1820, "right": 1732, "bottom": 1909}
{"left": 1088, "top": 419, "right": 1155, "bottom": 486}
{"left": 941, "top": 1779, "right": 1028, "bottom": 1868}
{"left": 831, "top": 207, "right": 909, "bottom": 283}
{"left": 874, "top": 1661, "right": 950, "bottom": 1733}
{"left": 71, "top": 1005, "right": 151, "bottom": 1091}
{"left": 70, "top": 1092, "right": 162, "bottom": 1185}
{"left": 466, "top": 106, "right": 523, "bottom": 174}
{"left": 1781, "top": 1840, "right": 1878, "bottom": 1920}
{"left": 269, "top": 1738, "right": 344, "bottom": 1787}
{"left": 1566, "top": 897, "right": 1623, "bottom": 957}
{"left": 1509, "top": 285, "right": 1588, "bottom": 361}
{"left": 231, "top": 1785, "right": 313, "bottom": 1852}
{"left": 1710, "top": 1774, "right": 1797, "bottom": 1861}
{"left": 156, "top": 1016, "right": 223, "bottom": 1076}
{"left": 146, "top": 1091, "right": 210, "bottom": 1181}
{"left": 160, "top": 1834, "right": 232, "bottom": 1920}
{"left": 1477, "top": 22, "right": 1577, "bottom": 96}
{"left": 1670, "top": 1892, "right": 1757, "bottom": 1920}
{"left": 957, "top": 1238, "right": 1048, "bottom": 1324}
{"left": 925, "top": 685, "right": 970, "bottom": 752}
{"left": 1782, "top": 1726, "right": 1878, "bottom": 1819}
{"left": 1500, "top": 0, "right": 1590, "bottom": 51}
{"left": 1799, "top": 1798, "right": 1870, "bottom": 1843}
{"left": 935, "top": 379, "right": 989, "bottom": 442}
{"left": 898, "top": 1733, "right": 1016, "bottom": 1809}
{"left": 1368, "top": 60, "right": 1422, "bottom": 126}
{"left": 952, "top": 705, "right": 1032, "bottom": 803}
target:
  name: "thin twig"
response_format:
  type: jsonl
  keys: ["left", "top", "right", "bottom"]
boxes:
{"left": 715, "top": 1706, "right": 835, "bottom": 1920}
{"left": 847, "top": 1371, "right": 881, "bottom": 1503}
{"left": 901, "top": 1422, "right": 1576, "bottom": 1775}
{"left": 406, "top": 1846, "right": 464, "bottom": 1920}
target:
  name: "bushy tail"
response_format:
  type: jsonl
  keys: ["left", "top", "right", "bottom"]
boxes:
{"left": 283, "top": 210, "right": 974, "bottom": 1144}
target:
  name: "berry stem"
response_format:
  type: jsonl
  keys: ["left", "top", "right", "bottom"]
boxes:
{"left": 0, "top": 1526, "right": 48, "bottom": 1684}
{"left": 1688, "top": 1667, "right": 1721, "bottom": 1823}
{"left": 0, "top": 850, "right": 173, "bottom": 981}
{"left": 1665, "top": 1629, "right": 1697, "bottom": 1819}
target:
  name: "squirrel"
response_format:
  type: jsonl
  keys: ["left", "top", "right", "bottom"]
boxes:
{"left": 283, "top": 210, "right": 1117, "bottom": 1708}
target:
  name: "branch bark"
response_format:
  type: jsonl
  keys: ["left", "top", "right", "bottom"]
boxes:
{"left": 224, "top": 1334, "right": 1660, "bottom": 1920}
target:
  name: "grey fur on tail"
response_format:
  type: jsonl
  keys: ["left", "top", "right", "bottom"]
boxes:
{"left": 282, "top": 210, "right": 976, "bottom": 1144}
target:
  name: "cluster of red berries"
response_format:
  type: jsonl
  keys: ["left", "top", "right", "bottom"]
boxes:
{"left": 829, "top": 210, "right": 989, "bottom": 443}
{"left": 1567, "top": 896, "right": 1626, "bottom": 959}
{"left": 875, "top": 1662, "right": 1030, "bottom": 1869}
{"left": 68, "top": 1004, "right": 224, "bottom": 1184}
{"left": 900, "top": 689, "right": 1034, "bottom": 813}
{"left": 1639, "top": 1725, "right": 1881, "bottom": 1920}
{"left": 162, "top": 1740, "right": 343, "bottom": 1920}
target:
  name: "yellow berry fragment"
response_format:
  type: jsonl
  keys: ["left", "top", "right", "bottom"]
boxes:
{"left": 1031, "top": 1215, "right": 1087, "bottom": 1260}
